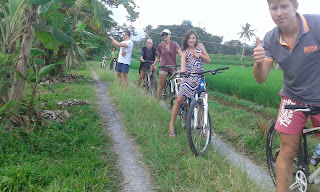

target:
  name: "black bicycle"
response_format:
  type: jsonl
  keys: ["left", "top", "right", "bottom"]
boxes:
{"left": 266, "top": 105, "right": 320, "bottom": 192}
{"left": 158, "top": 65, "right": 180, "bottom": 109}
{"left": 142, "top": 60, "right": 157, "bottom": 98}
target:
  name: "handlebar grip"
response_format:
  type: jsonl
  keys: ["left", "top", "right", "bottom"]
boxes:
{"left": 216, "top": 67, "right": 229, "bottom": 71}
{"left": 284, "top": 105, "right": 308, "bottom": 109}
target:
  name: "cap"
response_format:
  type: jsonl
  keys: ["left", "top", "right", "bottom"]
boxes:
{"left": 161, "top": 29, "right": 171, "bottom": 35}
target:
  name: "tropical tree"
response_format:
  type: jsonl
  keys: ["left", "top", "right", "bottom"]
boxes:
{"left": 238, "top": 23, "right": 255, "bottom": 60}
{"left": 143, "top": 24, "right": 153, "bottom": 37}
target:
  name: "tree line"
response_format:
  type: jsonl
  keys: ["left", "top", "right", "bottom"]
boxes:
{"left": 134, "top": 20, "right": 255, "bottom": 57}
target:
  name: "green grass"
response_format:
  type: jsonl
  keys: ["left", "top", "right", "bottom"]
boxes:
{"left": 88, "top": 60, "right": 269, "bottom": 191}
{"left": 0, "top": 66, "right": 122, "bottom": 191}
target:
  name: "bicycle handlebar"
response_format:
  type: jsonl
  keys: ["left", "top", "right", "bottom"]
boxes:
{"left": 144, "top": 60, "right": 154, "bottom": 63}
{"left": 158, "top": 65, "right": 180, "bottom": 69}
{"left": 284, "top": 105, "right": 320, "bottom": 115}
{"left": 284, "top": 105, "right": 308, "bottom": 109}
{"left": 180, "top": 67, "right": 230, "bottom": 77}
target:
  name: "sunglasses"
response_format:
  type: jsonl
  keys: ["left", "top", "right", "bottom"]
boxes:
{"left": 147, "top": 41, "right": 153, "bottom": 44}
{"left": 161, "top": 33, "right": 169, "bottom": 37}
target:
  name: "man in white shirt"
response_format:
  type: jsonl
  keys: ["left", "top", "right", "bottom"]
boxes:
{"left": 109, "top": 30, "right": 133, "bottom": 89}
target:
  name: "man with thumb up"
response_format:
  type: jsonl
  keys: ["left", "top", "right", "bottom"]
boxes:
{"left": 253, "top": 0, "right": 320, "bottom": 191}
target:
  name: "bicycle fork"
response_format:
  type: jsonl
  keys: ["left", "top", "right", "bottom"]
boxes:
{"left": 193, "top": 94, "right": 208, "bottom": 130}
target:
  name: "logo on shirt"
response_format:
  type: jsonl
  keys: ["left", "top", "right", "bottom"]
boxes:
{"left": 304, "top": 45, "right": 318, "bottom": 53}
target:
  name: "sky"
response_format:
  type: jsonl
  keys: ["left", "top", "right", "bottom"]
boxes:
{"left": 110, "top": 0, "right": 319, "bottom": 45}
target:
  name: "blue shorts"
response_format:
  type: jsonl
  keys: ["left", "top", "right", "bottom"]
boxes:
{"left": 116, "top": 62, "right": 130, "bottom": 73}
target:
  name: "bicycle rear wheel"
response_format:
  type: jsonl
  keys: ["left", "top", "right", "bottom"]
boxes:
{"left": 186, "top": 99, "right": 212, "bottom": 155}
{"left": 266, "top": 123, "right": 306, "bottom": 187}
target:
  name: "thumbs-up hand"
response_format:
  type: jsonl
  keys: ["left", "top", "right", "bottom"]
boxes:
{"left": 253, "top": 36, "right": 265, "bottom": 65}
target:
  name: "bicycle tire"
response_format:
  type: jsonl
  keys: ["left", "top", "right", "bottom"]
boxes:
{"left": 162, "top": 80, "right": 170, "bottom": 100}
{"left": 179, "top": 99, "right": 189, "bottom": 129}
{"left": 150, "top": 74, "right": 157, "bottom": 98}
{"left": 186, "top": 99, "right": 212, "bottom": 155}
{"left": 266, "top": 123, "right": 306, "bottom": 187}
{"left": 143, "top": 74, "right": 149, "bottom": 94}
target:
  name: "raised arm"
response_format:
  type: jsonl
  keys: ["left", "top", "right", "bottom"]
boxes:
{"left": 109, "top": 36, "right": 128, "bottom": 48}
{"left": 197, "top": 43, "right": 210, "bottom": 64}
{"left": 253, "top": 37, "right": 273, "bottom": 84}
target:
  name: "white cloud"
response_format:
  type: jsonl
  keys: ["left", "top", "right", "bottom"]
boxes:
{"left": 110, "top": 0, "right": 320, "bottom": 44}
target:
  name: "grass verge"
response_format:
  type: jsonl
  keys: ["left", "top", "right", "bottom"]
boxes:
{"left": 0, "top": 65, "right": 122, "bottom": 191}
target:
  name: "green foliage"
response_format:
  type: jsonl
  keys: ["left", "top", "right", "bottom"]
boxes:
{"left": 29, "top": 0, "right": 52, "bottom": 5}
{"left": 0, "top": 76, "right": 122, "bottom": 191}
{"left": 32, "top": 24, "right": 73, "bottom": 43}
{"left": 30, "top": 48, "right": 46, "bottom": 57}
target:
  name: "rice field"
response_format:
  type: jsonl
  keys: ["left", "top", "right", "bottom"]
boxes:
{"left": 130, "top": 50, "right": 284, "bottom": 109}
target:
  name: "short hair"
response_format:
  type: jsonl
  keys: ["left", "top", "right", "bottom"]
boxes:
{"left": 267, "top": 0, "right": 297, "bottom": 5}
{"left": 181, "top": 29, "right": 199, "bottom": 51}
{"left": 124, "top": 30, "right": 131, "bottom": 37}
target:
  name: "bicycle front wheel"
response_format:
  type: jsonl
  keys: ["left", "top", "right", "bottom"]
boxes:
{"left": 266, "top": 123, "right": 306, "bottom": 187}
{"left": 150, "top": 74, "right": 157, "bottom": 98}
{"left": 186, "top": 99, "right": 212, "bottom": 155}
{"left": 143, "top": 75, "right": 149, "bottom": 94}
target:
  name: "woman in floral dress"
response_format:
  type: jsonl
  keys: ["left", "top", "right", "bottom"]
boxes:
{"left": 169, "top": 29, "right": 211, "bottom": 137}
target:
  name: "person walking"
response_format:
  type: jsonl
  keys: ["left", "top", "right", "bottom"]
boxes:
{"left": 109, "top": 30, "right": 133, "bottom": 89}
{"left": 137, "top": 38, "right": 157, "bottom": 88}
{"left": 151, "top": 29, "right": 183, "bottom": 103}
{"left": 253, "top": 0, "right": 320, "bottom": 191}
{"left": 169, "top": 29, "right": 210, "bottom": 137}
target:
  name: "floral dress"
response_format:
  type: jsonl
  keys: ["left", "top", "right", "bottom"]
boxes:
{"left": 178, "top": 46, "right": 204, "bottom": 98}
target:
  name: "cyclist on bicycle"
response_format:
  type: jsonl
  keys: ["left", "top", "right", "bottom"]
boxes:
{"left": 137, "top": 38, "right": 157, "bottom": 88}
{"left": 151, "top": 29, "right": 182, "bottom": 103}
{"left": 253, "top": 0, "right": 320, "bottom": 191}
{"left": 169, "top": 29, "right": 210, "bottom": 138}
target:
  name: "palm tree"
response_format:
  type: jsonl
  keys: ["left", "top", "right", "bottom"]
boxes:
{"left": 238, "top": 23, "right": 255, "bottom": 61}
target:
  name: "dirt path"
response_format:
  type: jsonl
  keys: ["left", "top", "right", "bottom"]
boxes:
{"left": 89, "top": 66, "right": 276, "bottom": 191}
{"left": 90, "top": 68, "right": 153, "bottom": 192}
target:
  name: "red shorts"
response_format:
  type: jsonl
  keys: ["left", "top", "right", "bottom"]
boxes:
{"left": 275, "top": 95, "right": 320, "bottom": 135}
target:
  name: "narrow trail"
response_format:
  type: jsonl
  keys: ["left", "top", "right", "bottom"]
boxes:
{"left": 90, "top": 67, "right": 153, "bottom": 192}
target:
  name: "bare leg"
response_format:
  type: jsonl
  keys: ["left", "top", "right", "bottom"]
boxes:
{"left": 157, "top": 73, "right": 167, "bottom": 103}
{"left": 137, "top": 70, "right": 145, "bottom": 88}
{"left": 275, "top": 133, "right": 300, "bottom": 192}
{"left": 169, "top": 96, "right": 184, "bottom": 136}
{"left": 117, "top": 72, "right": 122, "bottom": 87}
{"left": 123, "top": 73, "right": 128, "bottom": 89}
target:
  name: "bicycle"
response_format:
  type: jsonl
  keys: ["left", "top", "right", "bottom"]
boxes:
{"left": 158, "top": 65, "right": 180, "bottom": 109}
{"left": 142, "top": 60, "right": 157, "bottom": 98}
{"left": 101, "top": 56, "right": 107, "bottom": 68}
{"left": 184, "top": 67, "right": 229, "bottom": 156}
{"left": 266, "top": 105, "right": 320, "bottom": 192}
{"left": 110, "top": 58, "right": 117, "bottom": 71}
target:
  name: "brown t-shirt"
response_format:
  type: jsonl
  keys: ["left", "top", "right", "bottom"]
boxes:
{"left": 157, "top": 41, "right": 180, "bottom": 71}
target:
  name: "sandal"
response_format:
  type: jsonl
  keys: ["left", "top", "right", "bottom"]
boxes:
{"left": 169, "top": 132, "right": 176, "bottom": 138}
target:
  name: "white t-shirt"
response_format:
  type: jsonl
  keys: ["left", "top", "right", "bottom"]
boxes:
{"left": 118, "top": 39, "right": 133, "bottom": 65}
